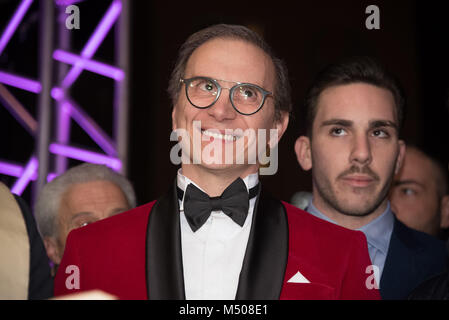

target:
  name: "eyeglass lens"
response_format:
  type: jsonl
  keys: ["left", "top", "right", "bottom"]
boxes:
{"left": 185, "top": 77, "right": 265, "bottom": 114}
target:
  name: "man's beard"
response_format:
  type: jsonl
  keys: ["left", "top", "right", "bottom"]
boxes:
{"left": 313, "top": 164, "right": 394, "bottom": 217}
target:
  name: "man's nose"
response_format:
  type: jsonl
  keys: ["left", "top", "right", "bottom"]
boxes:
{"left": 206, "top": 89, "right": 237, "bottom": 121}
{"left": 350, "top": 134, "right": 372, "bottom": 165}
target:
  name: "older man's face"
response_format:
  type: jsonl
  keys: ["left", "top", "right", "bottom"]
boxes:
{"left": 46, "top": 180, "right": 130, "bottom": 264}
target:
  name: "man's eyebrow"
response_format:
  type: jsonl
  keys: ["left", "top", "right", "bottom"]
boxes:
{"left": 70, "top": 212, "right": 94, "bottom": 221}
{"left": 320, "top": 119, "right": 353, "bottom": 127}
{"left": 394, "top": 179, "right": 425, "bottom": 189}
{"left": 109, "top": 207, "right": 128, "bottom": 216}
{"left": 369, "top": 120, "right": 398, "bottom": 131}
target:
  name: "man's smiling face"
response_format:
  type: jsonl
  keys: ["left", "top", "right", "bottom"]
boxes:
{"left": 172, "top": 37, "right": 288, "bottom": 175}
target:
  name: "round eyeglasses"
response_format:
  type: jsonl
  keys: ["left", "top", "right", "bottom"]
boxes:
{"left": 180, "top": 76, "right": 273, "bottom": 115}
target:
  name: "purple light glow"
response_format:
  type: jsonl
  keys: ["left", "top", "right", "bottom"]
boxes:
{"left": 53, "top": 50, "right": 124, "bottom": 81}
{"left": 49, "top": 143, "right": 122, "bottom": 171}
{"left": 61, "top": 99, "right": 117, "bottom": 156}
{"left": 55, "top": 0, "right": 84, "bottom": 6}
{"left": 47, "top": 172, "right": 58, "bottom": 182}
{"left": 0, "top": 71, "right": 41, "bottom": 93}
{"left": 51, "top": 87, "right": 64, "bottom": 100}
{"left": 0, "top": 0, "right": 34, "bottom": 55}
{"left": 11, "top": 157, "right": 38, "bottom": 195}
{"left": 55, "top": 100, "right": 71, "bottom": 174}
{"left": 0, "top": 161, "right": 23, "bottom": 178}
{"left": 0, "top": 160, "right": 38, "bottom": 180}
{"left": 61, "top": 0, "right": 122, "bottom": 88}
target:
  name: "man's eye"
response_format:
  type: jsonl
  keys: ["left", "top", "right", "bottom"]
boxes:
{"left": 401, "top": 188, "right": 416, "bottom": 196}
{"left": 330, "top": 128, "right": 347, "bottom": 136}
{"left": 198, "top": 81, "right": 215, "bottom": 92}
{"left": 237, "top": 86, "right": 258, "bottom": 99}
{"left": 203, "top": 83, "right": 214, "bottom": 91}
{"left": 77, "top": 221, "right": 92, "bottom": 228}
{"left": 372, "top": 130, "right": 389, "bottom": 138}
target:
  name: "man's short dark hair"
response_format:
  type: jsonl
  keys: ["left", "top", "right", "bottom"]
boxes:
{"left": 167, "top": 24, "right": 292, "bottom": 120}
{"left": 304, "top": 56, "right": 405, "bottom": 137}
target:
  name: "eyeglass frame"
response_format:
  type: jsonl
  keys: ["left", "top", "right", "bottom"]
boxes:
{"left": 180, "top": 76, "right": 273, "bottom": 116}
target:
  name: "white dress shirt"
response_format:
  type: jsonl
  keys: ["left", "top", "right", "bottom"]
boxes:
{"left": 177, "top": 169, "right": 259, "bottom": 300}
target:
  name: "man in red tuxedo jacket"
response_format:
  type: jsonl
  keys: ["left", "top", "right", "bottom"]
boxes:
{"left": 54, "top": 24, "right": 379, "bottom": 300}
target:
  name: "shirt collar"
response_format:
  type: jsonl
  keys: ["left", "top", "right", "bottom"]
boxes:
{"left": 307, "top": 199, "right": 394, "bottom": 255}
{"left": 358, "top": 202, "right": 394, "bottom": 255}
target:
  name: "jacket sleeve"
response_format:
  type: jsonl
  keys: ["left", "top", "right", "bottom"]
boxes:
{"left": 339, "top": 230, "right": 381, "bottom": 300}
{"left": 53, "top": 229, "right": 83, "bottom": 297}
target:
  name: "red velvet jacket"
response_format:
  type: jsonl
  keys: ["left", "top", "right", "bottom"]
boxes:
{"left": 54, "top": 185, "right": 380, "bottom": 300}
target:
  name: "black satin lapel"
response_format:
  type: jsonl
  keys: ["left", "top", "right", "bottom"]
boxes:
{"left": 146, "top": 181, "right": 185, "bottom": 299}
{"left": 235, "top": 186, "right": 289, "bottom": 300}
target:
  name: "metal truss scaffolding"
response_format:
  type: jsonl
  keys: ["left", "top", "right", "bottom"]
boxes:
{"left": 0, "top": 0, "right": 129, "bottom": 200}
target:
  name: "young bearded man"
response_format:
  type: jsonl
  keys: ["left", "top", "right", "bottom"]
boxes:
{"left": 295, "top": 56, "right": 448, "bottom": 299}
{"left": 54, "top": 25, "right": 379, "bottom": 300}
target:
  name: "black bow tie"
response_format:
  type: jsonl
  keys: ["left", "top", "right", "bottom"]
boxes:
{"left": 177, "top": 178, "right": 259, "bottom": 232}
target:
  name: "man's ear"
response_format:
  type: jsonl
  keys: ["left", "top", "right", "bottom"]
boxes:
{"left": 43, "top": 236, "right": 62, "bottom": 265}
{"left": 268, "top": 111, "right": 289, "bottom": 149}
{"left": 294, "top": 136, "right": 312, "bottom": 171}
{"left": 394, "top": 140, "right": 406, "bottom": 175}
{"left": 440, "top": 195, "right": 449, "bottom": 229}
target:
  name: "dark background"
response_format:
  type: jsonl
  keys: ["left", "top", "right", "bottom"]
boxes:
{"left": 0, "top": 0, "right": 448, "bottom": 207}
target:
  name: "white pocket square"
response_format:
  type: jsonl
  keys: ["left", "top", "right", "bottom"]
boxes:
{"left": 287, "top": 271, "right": 311, "bottom": 284}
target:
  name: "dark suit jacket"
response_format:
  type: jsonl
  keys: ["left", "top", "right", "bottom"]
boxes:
{"left": 380, "top": 218, "right": 448, "bottom": 300}
{"left": 54, "top": 183, "right": 380, "bottom": 300}
{"left": 408, "top": 269, "right": 449, "bottom": 300}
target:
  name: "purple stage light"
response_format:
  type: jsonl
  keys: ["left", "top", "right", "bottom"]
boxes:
{"left": 55, "top": 0, "right": 84, "bottom": 6}
{"left": 49, "top": 143, "right": 122, "bottom": 171}
{"left": 53, "top": 50, "right": 124, "bottom": 81}
{"left": 0, "top": 0, "right": 34, "bottom": 55}
{"left": 0, "top": 71, "right": 41, "bottom": 93}
{"left": 82, "top": 0, "right": 122, "bottom": 58}
{"left": 61, "top": 99, "right": 117, "bottom": 156}
{"left": 47, "top": 172, "right": 58, "bottom": 182}
{"left": 61, "top": 0, "right": 122, "bottom": 88}
{"left": 51, "top": 87, "right": 64, "bottom": 100}
{"left": 11, "top": 157, "right": 38, "bottom": 195}
{"left": 0, "top": 160, "right": 38, "bottom": 180}
{"left": 0, "top": 161, "right": 23, "bottom": 178}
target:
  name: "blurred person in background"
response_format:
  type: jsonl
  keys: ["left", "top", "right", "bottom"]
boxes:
{"left": 34, "top": 163, "right": 136, "bottom": 275}
{"left": 389, "top": 145, "right": 449, "bottom": 239}
{"left": 0, "top": 182, "right": 52, "bottom": 299}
